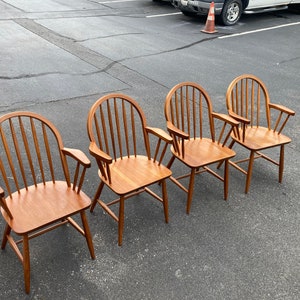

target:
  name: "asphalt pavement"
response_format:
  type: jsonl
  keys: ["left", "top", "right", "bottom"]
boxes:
{"left": 0, "top": 1, "right": 299, "bottom": 299}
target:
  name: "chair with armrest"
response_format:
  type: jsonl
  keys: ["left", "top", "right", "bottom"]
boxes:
{"left": 87, "top": 93, "right": 172, "bottom": 246}
{"left": 225, "top": 74, "right": 295, "bottom": 193}
{"left": 0, "top": 111, "right": 95, "bottom": 294}
{"left": 164, "top": 82, "right": 239, "bottom": 214}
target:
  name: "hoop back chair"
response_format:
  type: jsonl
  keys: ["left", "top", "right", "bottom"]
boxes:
{"left": 226, "top": 74, "right": 295, "bottom": 193}
{"left": 164, "top": 82, "right": 239, "bottom": 214}
{"left": 87, "top": 93, "right": 172, "bottom": 246}
{"left": 0, "top": 111, "right": 95, "bottom": 294}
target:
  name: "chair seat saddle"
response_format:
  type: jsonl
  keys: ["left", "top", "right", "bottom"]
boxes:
{"left": 171, "top": 138, "right": 236, "bottom": 168}
{"left": 1, "top": 181, "right": 91, "bottom": 234}
{"left": 101, "top": 156, "right": 172, "bottom": 195}
{"left": 233, "top": 127, "right": 292, "bottom": 151}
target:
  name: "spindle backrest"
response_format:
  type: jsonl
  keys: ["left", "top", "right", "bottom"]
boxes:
{"left": 0, "top": 111, "right": 69, "bottom": 198}
{"left": 87, "top": 93, "right": 150, "bottom": 162}
{"left": 165, "top": 82, "right": 215, "bottom": 142}
{"left": 226, "top": 74, "right": 270, "bottom": 129}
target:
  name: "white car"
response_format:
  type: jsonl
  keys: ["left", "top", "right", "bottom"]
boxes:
{"left": 171, "top": 0, "right": 300, "bottom": 25}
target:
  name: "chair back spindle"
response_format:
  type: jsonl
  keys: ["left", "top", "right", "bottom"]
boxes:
{"left": 0, "top": 112, "right": 68, "bottom": 198}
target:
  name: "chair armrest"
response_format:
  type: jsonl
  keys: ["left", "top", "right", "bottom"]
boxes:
{"left": 89, "top": 142, "right": 112, "bottom": 164}
{"left": 166, "top": 121, "right": 189, "bottom": 139}
{"left": 146, "top": 126, "right": 173, "bottom": 143}
{"left": 269, "top": 103, "right": 295, "bottom": 116}
{"left": 212, "top": 112, "right": 240, "bottom": 126}
{"left": 228, "top": 111, "right": 251, "bottom": 125}
{"left": 62, "top": 147, "right": 91, "bottom": 168}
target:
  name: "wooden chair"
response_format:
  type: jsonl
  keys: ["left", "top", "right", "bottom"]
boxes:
{"left": 87, "top": 93, "right": 172, "bottom": 246}
{"left": 0, "top": 111, "right": 95, "bottom": 294}
{"left": 164, "top": 82, "right": 239, "bottom": 214}
{"left": 225, "top": 74, "right": 295, "bottom": 193}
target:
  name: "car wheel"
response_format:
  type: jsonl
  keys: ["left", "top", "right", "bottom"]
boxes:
{"left": 219, "top": 0, "right": 242, "bottom": 26}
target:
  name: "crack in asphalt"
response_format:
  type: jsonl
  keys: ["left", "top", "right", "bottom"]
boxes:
{"left": 0, "top": 70, "right": 103, "bottom": 80}
{"left": 13, "top": 18, "right": 218, "bottom": 74}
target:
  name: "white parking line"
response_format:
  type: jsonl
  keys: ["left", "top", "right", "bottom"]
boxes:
{"left": 98, "top": 0, "right": 139, "bottom": 3}
{"left": 219, "top": 21, "right": 300, "bottom": 39}
{"left": 147, "top": 12, "right": 182, "bottom": 18}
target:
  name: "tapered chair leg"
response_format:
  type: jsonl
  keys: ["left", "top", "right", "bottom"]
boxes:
{"left": 90, "top": 182, "right": 104, "bottom": 212}
{"left": 166, "top": 155, "right": 175, "bottom": 169}
{"left": 186, "top": 169, "right": 196, "bottom": 214}
{"left": 1, "top": 224, "right": 11, "bottom": 249}
{"left": 23, "top": 235, "right": 30, "bottom": 294}
{"left": 80, "top": 211, "right": 95, "bottom": 259}
{"left": 224, "top": 160, "right": 229, "bottom": 200}
{"left": 118, "top": 197, "right": 125, "bottom": 246}
{"left": 245, "top": 151, "right": 255, "bottom": 194}
{"left": 161, "top": 179, "right": 169, "bottom": 223}
{"left": 279, "top": 145, "right": 284, "bottom": 183}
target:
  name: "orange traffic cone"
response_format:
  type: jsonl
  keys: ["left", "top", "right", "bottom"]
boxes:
{"left": 201, "top": 2, "right": 217, "bottom": 34}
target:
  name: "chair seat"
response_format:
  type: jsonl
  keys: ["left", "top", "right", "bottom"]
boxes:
{"left": 100, "top": 155, "right": 172, "bottom": 195}
{"left": 1, "top": 181, "right": 91, "bottom": 235}
{"left": 171, "top": 138, "right": 236, "bottom": 168}
{"left": 233, "top": 127, "right": 292, "bottom": 151}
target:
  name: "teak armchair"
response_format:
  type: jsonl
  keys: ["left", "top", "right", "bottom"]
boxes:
{"left": 164, "top": 82, "right": 239, "bottom": 214}
{"left": 87, "top": 93, "right": 172, "bottom": 246}
{"left": 0, "top": 111, "right": 95, "bottom": 294}
{"left": 226, "top": 74, "right": 295, "bottom": 193}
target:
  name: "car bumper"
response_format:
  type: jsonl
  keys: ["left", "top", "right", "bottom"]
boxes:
{"left": 187, "top": 0, "right": 224, "bottom": 15}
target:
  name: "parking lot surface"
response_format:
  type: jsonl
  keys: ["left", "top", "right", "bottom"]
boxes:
{"left": 0, "top": 1, "right": 299, "bottom": 299}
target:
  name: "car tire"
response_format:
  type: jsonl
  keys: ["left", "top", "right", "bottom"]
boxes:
{"left": 219, "top": 0, "right": 243, "bottom": 26}
{"left": 181, "top": 9, "right": 197, "bottom": 17}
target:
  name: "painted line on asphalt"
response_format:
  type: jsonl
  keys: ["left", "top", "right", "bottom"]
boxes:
{"left": 219, "top": 21, "right": 300, "bottom": 39}
{"left": 98, "top": 0, "right": 139, "bottom": 3}
{"left": 146, "top": 12, "right": 182, "bottom": 18}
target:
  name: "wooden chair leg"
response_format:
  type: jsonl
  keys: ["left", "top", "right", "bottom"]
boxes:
{"left": 23, "top": 235, "right": 30, "bottom": 294}
{"left": 1, "top": 224, "right": 11, "bottom": 249}
{"left": 80, "top": 211, "right": 95, "bottom": 259}
{"left": 224, "top": 160, "right": 229, "bottom": 200}
{"left": 90, "top": 181, "right": 104, "bottom": 212}
{"left": 161, "top": 179, "right": 169, "bottom": 223}
{"left": 118, "top": 197, "right": 125, "bottom": 246}
{"left": 166, "top": 155, "right": 175, "bottom": 169}
{"left": 186, "top": 169, "right": 196, "bottom": 214}
{"left": 245, "top": 151, "right": 255, "bottom": 194}
{"left": 217, "top": 140, "right": 235, "bottom": 169}
{"left": 279, "top": 145, "right": 284, "bottom": 183}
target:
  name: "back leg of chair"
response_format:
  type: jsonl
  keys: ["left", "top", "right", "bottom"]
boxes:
{"left": 166, "top": 155, "right": 176, "bottom": 170}
{"left": 1, "top": 224, "right": 11, "bottom": 249}
{"left": 80, "top": 211, "right": 96, "bottom": 259}
{"left": 279, "top": 144, "right": 285, "bottom": 183}
{"left": 90, "top": 182, "right": 104, "bottom": 212}
{"left": 245, "top": 151, "right": 255, "bottom": 194}
{"left": 186, "top": 168, "right": 196, "bottom": 214}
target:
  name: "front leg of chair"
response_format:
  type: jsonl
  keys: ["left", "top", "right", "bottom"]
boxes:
{"left": 245, "top": 151, "right": 255, "bottom": 194}
{"left": 161, "top": 179, "right": 169, "bottom": 223}
{"left": 23, "top": 234, "right": 30, "bottom": 294}
{"left": 279, "top": 144, "right": 285, "bottom": 183}
{"left": 1, "top": 224, "right": 11, "bottom": 249}
{"left": 118, "top": 197, "right": 125, "bottom": 246}
{"left": 224, "top": 160, "right": 229, "bottom": 200}
{"left": 90, "top": 182, "right": 104, "bottom": 212}
{"left": 80, "top": 211, "right": 95, "bottom": 259}
{"left": 186, "top": 169, "right": 196, "bottom": 214}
